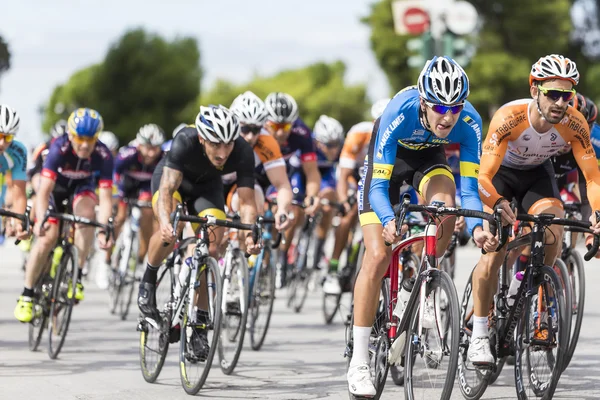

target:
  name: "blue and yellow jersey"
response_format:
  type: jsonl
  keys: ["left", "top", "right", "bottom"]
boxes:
{"left": 368, "top": 86, "right": 484, "bottom": 234}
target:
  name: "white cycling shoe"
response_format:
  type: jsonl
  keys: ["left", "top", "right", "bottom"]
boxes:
{"left": 347, "top": 363, "right": 376, "bottom": 397}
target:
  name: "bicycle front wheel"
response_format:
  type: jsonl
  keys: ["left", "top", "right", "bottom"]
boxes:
{"left": 562, "top": 249, "right": 585, "bottom": 370}
{"left": 29, "top": 272, "right": 51, "bottom": 352}
{"left": 404, "top": 270, "right": 459, "bottom": 400}
{"left": 48, "top": 246, "right": 78, "bottom": 359}
{"left": 179, "top": 257, "right": 223, "bottom": 395}
{"left": 218, "top": 248, "right": 249, "bottom": 375}
{"left": 250, "top": 246, "right": 277, "bottom": 351}
{"left": 514, "top": 265, "right": 568, "bottom": 400}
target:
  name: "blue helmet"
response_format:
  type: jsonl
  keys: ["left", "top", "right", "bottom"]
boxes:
{"left": 67, "top": 108, "right": 104, "bottom": 137}
{"left": 417, "top": 56, "right": 470, "bottom": 105}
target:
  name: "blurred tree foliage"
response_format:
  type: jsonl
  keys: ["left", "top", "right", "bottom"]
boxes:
{"left": 363, "top": 0, "right": 598, "bottom": 125}
{"left": 0, "top": 35, "right": 11, "bottom": 88}
{"left": 43, "top": 28, "right": 201, "bottom": 143}
{"left": 181, "top": 61, "right": 369, "bottom": 132}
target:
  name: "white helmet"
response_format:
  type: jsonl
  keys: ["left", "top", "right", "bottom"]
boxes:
{"left": 172, "top": 123, "right": 187, "bottom": 138}
{"left": 50, "top": 119, "right": 68, "bottom": 138}
{"left": 98, "top": 131, "right": 119, "bottom": 152}
{"left": 265, "top": 92, "right": 299, "bottom": 123}
{"left": 195, "top": 105, "right": 240, "bottom": 144}
{"left": 418, "top": 56, "right": 470, "bottom": 105}
{"left": 230, "top": 91, "right": 267, "bottom": 125}
{"left": 313, "top": 115, "right": 344, "bottom": 143}
{"left": 136, "top": 124, "right": 165, "bottom": 146}
{"left": 0, "top": 104, "right": 20, "bottom": 135}
{"left": 530, "top": 54, "right": 579, "bottom": 86}
{"left": 370, "top": 98, "right": 391, "bottom": 120}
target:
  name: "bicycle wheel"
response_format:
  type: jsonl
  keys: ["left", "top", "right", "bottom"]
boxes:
{"left": 48, "top": 246, "right": 78, "bottom": 359}
{"left": 287, "top": 230, "right": 314, "bottom": 313}
{"left": 119, "top": 235, "right": 139, "bottom": 320}
{"left": 218, "top": 248, "right": 249, "bottom": 375}
{"left": 29, "top": 272, "right": 51, "bottom": 352}
{"left": 250, "top": 246, "right": 277, "bottom": 351}
{"left": 553, "top": 258, "right": 572, "bottom": 368}
{"left": 345, "top": 276, "right": 390, "bottom": 400}
{"left": 457, "top": 269, "right": 494, "bottom": 400}
{"left": 139, "top": 262, "right": 172, "bottom": 383}
{"left": 514, "top": 265, "right": 568, "bottom": 400}
{"left": 404, "top": 270, "right": 459, "bottom": 400}
{"left": 179, "top": 257, "right": 223, "bottom": 395}
{"left": 108, "top": 234, "right": 125, "bottom": 315}
{"left": 562, "top": 250, "right": 585, "bottom": 370}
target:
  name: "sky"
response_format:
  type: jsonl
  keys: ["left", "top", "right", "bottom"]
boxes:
{"left": 1, "top": 0, "right": 390, "bottom": 149}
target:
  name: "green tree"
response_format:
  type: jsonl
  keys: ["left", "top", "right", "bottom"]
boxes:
{"left": 183, "top": 61, "right": 369, "bottom": 132}
{"left": 363, "top": 0, "right": 580, "bottom": 123}
{"left": 43, "top": 28, "right": 201, "bottom": 142}
{"left": 0, "top": 35, "right": 11, "bottom": 87}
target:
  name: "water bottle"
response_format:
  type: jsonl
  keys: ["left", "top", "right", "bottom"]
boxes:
{"left": 507, "top": 271, "right": 524, "bottom": 307}
{"left": 50, "top": 246, "right": 64, "bottom": 278}
{"left": 393, "top": 277, "right": 415, "bottom": 320}
{"left": 131, "top": 206, "right": 141, "bottom": 232}
{"left": 178, "top": 257, "right": 193, "bottom": 287}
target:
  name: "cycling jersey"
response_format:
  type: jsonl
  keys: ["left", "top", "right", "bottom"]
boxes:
{"left": 277, "top": 118, "right": 317, "bottom": 169}
{"left": 222, "top": 132, "right": 285, "bottom": 186}
{"left": 114, "top": 146, "right": 162, "bottom": 199}
{"left": 161, "top": 140, "right": 173, "bottom": 152}
{"left": 41, "top": 134, "right": 113, "bottom": 190}
{"left": 368, "top": 86, "right": 483, "bottom": 233}
{"left": 590, "top": 123, "right": 600, "bottom": 162}
{"left": 479, "top": 99, "right": 600, "bottom": 211}
{"left": 339, "top": 121, "right": 373, "bottom": 171}
{"left": 0, "top": 140, "right": 28, "bottom": 205}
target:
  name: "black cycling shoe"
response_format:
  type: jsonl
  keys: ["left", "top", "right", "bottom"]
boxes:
{"left": 137, "top": 282, "right": 159, "bottom": 319}
{"left": 338, "top": 266, "right": 355, "bottom": 293}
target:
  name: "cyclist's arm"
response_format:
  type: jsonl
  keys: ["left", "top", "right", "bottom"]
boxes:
{"left": 458, "top": 114, "right": 484, "bottom": 235}
{"left": 336, "top": 167, "right": 353, "bottom": 203}
{"left": 237, "top": 186, "right": 258, "bottom": 227}
{"left": 9, "top": 179, "right": 26, "bottom": 215}
{"left": 302, "top": 160, "right": 321, "bottom": 200}
{"left": 265, "top": 164, "right": 292, "bottom": 215}
{"left": 35, "top": 176, "right": 54, "bottom": 223}
{"left": 157, "top": 167, "right": 182, "bottom": 227}
{"left": 478, "top": 113, "right": 512, "bottom": 209}
{"left": 567, "top": 124, "right": 600, "bottom": 212}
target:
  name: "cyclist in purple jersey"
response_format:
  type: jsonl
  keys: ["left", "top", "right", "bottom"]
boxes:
{"left": 14, "top": 108, "right": 114, "bottom": 323}
{"left": 263, "top": 92, "right": 322, "bottom": 287}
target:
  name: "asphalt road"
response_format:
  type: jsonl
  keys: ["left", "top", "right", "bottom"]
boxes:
{"left": 1, "top": 242, "right": 599, "bottom": 399}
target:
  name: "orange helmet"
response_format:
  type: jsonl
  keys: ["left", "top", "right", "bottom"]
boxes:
{"left": 529, "top": 54, "right": 579, "bottom": 86}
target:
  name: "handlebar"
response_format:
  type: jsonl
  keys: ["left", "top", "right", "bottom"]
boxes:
{"left": 0, "top": 206, "right": 32, "bottom": 245}
{"left": 41, "top": 206, "right": 114, "bottom": 242}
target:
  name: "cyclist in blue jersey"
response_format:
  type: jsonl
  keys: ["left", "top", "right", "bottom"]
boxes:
{"left": 0, "top": 105, "right": 29, "bottom": 241}
{"left": 14, "top": 108, "right": 114, "bottom": 323}
{"left": 263, "top": 92, "right": 322, "bottom": 287}
{"left": 347, "top": 57, "right": 498, "bottom": 396}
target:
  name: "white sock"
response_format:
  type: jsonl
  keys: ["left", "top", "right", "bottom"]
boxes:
{"left": 471, "top": 316, "right": 489, "bottom": 340}
{"left": 349, "top": 326, "right": 372, "bottom": 368}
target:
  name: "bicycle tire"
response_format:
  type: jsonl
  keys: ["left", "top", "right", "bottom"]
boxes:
{"left": 250, "top": 246, "right": 277, "bottom": 351}
{"left": 289, "top": 229, "right": 314, "bottom": 313}
{"left": 139, "top": 263, "right": 172, "bottom": 383}
{"left": 553, "top": 258, "right": 572, "bottom": 364}
{"left": 48, "top": 246, "right": 77, "bottom": 359}
{"left": 179, "top": 257, "right": 223, "bottom": 395}
{"left": 29, "top": 272, "right": 51, "bottom": 352}
{"left": 218, "top": 248, "right": 250, "bottom": 375}
{"left": 562, "top": 250, "right": 585, "bottom": 370}
{"left": 404, "top": 270, "right": 459, "bottom": 400}
{"left": 514, "top": 265, "right": 568, "bottom": 400}
{"left": 119, "top": 234, "right": 139, "bottom": 320}
{"left": 108, "top": 236, "right": 125, "bottom": 315}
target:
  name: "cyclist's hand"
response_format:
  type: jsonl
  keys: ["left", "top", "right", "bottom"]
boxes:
{"left": 454, "top": 215, "right": 466, "bottom": 232}
{"left": 589, "top": 213, "right": 600, "bottom": 235}
{"left": 304, "top": 196, "right": 320, "bottom": 217}
{"left": 159, "top": 220, "right": 175, "bottom": 244}
{"left": 342, "top": 200, "right": 352, "bottom": 215}
{"left": 275, "top": 209, "right": 291, "bottom": 231}
{"left": 245, "top": 232, "right": 261, "bottom": 255}
{"left": 4, "top": 219, "right": 15, "bottom": 237}
{"left": 97, "top": 231, "right": 113, "bottom": 250}
{"left": 34, "top": 220, "right": 49, "bottom": 237}
{"left": 473, "top": 226, "right": 498, "bottom": 252}
{"left": 14, "top": 221, "right": 31, "bottom": 241}
{"left": 382, "top": 220, "right": 407, "bottom": 244}
{"left": 497, "top": 199, "right": 516, "bottom": 226}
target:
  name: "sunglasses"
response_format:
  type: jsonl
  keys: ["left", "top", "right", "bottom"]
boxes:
{"left": 266, "top": 121, "right": 292, "bottom": 131}
{"left": 240, "top": 124, "right": 262, "bottom": 135}
{"left": 538, "top": 86, "right": 576, "bottom": 102}
{"left": 323, "top": 141, "right": 342, "bottom": 149}
{"left": 0, "top": 133, "right": 14, "bottom": 143}
{"left": 424, "top": 101, "right": 464, "bottom": 115}
{"left": 71, "top": 135, "right": 98, "bottom": 145}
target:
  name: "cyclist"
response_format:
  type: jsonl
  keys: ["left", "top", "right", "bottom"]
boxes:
{"left": 309, "top": 115, "right": 345, "bottom": 283}
{"left": 137, "top": 105, "right": 262, "bottom": 359}
{"left": 263, "top": 92, "right": 321, "bottom": 287}
{"left": 226, "top": 91, "right": 292, "bottom": 227}
{"left": 28, "top": 120, "right": 67, "bottom": 193}
{"left": 14, "top": 108, "right": 114, "bottom": 322}
{"left": 98, "top": 130, "right": 120, "bottom": 158}
{"left": 348, "top": 56, "right": 497, "bottom": 396}
{"left": 162, "top": 123, "right": 187, "bottom": 152}
{"left": 323, "top": 99, "right": 389, "bottom": 295}
{"left": 472, "top": 54, "right": 600, "bottom": 366}
{"left": 97, "top": 124, "right": 165, "bottom": 288}
{"left": 0, "top": 105, "right": 29, "bottom": 241}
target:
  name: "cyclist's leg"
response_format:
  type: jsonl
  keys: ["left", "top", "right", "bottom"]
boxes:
{"left": 315, "top": 167, "right": 337, "bottom": 268}
{"left": 72, "top": 186, "right": 98, "bottom": 269}
{"left": 137, "top": 185, "right": 154, "bottom": 262}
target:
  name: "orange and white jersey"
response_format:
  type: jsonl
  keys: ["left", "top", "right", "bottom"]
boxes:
{"left": 339, "top": 121, "right": 374, "bottom": 170}
{"left": 479, "top": 98, "right": 600, "bottom": 210}
{"left": 222, "top": 132, "right": 285, "bottom": 185}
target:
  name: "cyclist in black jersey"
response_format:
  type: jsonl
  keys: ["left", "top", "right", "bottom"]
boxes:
{"left": 138, "top": 105, "right": 262, "bottom": 324}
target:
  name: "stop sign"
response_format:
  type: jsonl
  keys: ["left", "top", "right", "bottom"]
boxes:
{"left": 403, "top": 7, "right": 430, "bottom": 35}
